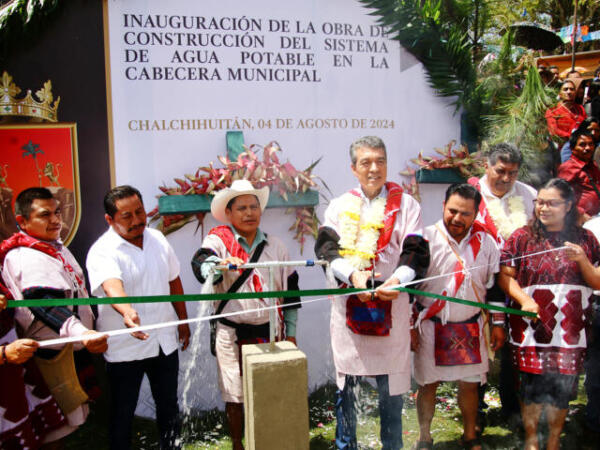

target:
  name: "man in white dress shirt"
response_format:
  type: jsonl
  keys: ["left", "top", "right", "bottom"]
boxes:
{"left": 86, "top": 185, "right": 190, "bottom": 450}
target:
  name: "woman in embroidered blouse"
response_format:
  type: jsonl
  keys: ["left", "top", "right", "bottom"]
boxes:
{"left": 498, "top": 178, "right": 600, "bottom": 450}
{"left": 546, "top": 79, "right": 587, "bottom": 140}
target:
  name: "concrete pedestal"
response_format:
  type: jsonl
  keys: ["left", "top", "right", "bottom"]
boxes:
{"left": 242, "top": 341, "right": 309, "bottom": 450}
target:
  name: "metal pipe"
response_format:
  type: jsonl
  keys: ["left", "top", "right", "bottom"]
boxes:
{"left": 214, "top": 259, "right": 328, "bottom": 271}
{"left": 211, "top": 259, "right": 329, "bottom": 351}
{"left": 269, "top": 266, "right": 276, "bottom": 350}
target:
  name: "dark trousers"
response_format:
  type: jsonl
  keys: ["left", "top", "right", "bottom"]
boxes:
{"left": 586, "top": 304, "right": 600, "bottom": 428}
{"left": 499, "top": 341, "right": 521, "bottom": 422}
{"left": 106, "top": 349, "right": 181, "bottom": 450}
{"left": 335, "top": 374, "right": 404, "bottom": 450}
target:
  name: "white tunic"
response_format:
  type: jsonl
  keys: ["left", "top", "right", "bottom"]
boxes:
{"left": 2, "top": 242, "right": 93, "bottom": 349}
{"left": 1, "top": 238, "right": 93, "bottom": 438}
{"left": 413, "top": 221, "right": 499, "bottom": 385}
{"left": 197, "top": 231, "right": 292, "bottom": 403}
{"left": 323, "top": 187, "right": 422, "bottom": 395}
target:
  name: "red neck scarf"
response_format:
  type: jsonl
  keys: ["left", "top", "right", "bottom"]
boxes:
{"left": 0, "top": 233, "right": 86, "bottom": 295}
{"left": 208, "top": 225, "right": 265, "bottom": 296}
{"left": 468, "top": 177, "right": 503, "bottom": 246}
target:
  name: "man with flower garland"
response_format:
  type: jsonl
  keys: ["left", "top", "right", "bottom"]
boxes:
{"left": 468, "top": 143, "right": 537, "bottom": 249}
{"left": 412, "top": 183, "right": 506, "bottom": 450}
{"left": 467, "top": 143, "right": 537, "bottom": 424}
{"left": 315, "top": 136, "right": 430, "bottom": 450}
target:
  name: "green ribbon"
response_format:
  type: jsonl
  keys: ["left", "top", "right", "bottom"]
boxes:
{"left": 6, "top": 285, "right": 536, "bottom": 318}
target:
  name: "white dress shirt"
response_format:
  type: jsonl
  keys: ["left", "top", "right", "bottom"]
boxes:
{"left": 86, "top": 227, "right": 180, "bottom": 363}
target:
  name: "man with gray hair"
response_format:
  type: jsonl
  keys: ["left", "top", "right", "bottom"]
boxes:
{"left": 315, "top": 136, "right": 429, "bottom": 450}
{"left": 468, "top": 143, "right": 537, "bottom": 248}
{"left": 467, "top": 143, "right": 537, "bottom": 428}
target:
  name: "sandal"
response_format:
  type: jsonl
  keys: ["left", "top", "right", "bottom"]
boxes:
{"left": 414, "top": 441, "right": 434, "bottom": 450}
{"left": 459, "top": 435, "right": 482, "bottom": 450}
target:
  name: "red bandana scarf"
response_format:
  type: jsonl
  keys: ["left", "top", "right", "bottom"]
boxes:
{"left": 208, "top": 226, "right": 284, "bottom": 326}
{"left": 0, "top": 233, "right": 87, "bottom": 297}
{"left": 468, "top": 177, "right": 503, "bottom": 246}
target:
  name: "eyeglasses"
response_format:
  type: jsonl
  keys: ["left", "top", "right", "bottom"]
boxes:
{"left": 533, "top": 199, "right": 566, "bottom": 208}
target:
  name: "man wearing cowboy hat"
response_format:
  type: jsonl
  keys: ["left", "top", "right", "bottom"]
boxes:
{"left": 191, "top": 179, "right": 301, "bottom": 450}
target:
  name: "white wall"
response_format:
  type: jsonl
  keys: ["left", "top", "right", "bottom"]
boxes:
{"left": 103, "top": 0, "right": 460, "bottom": 416}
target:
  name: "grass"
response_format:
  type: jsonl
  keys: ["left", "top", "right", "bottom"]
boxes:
{"left": 65, "top": 361, "right": 598, "bottom": 449}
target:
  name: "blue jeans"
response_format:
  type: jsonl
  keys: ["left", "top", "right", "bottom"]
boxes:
{"left": 335, "top": 374, "right": 404, "bottom": 450}
{"left": 106, "top": 349, "right": 181, "bottom": 450}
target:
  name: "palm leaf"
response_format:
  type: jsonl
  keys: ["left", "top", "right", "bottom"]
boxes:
{"left": 360, "top": 0, "right": 484, "bottom": 137}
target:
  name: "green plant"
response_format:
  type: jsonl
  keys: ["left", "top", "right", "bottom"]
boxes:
{"left": 361, "top": 0, "right": 486, "bottom": 140}
{"left": 0, "top": 0, "right": 61, "bottom": 61}
{"left": 484, "top": 59, "right": 557, "bottom": 187}
{"left": 477, "top": 30, "right": 521, "bottom": 118}
{"left": 400, "top": 140, "right": 485, "bottom": 201}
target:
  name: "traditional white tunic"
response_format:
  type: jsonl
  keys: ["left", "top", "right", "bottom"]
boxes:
{"left": 414, "top": 220, "right": 500, "bottom": 386}
{"left": 1, "top": 236, "right": 93, "bottom": 442}
{"left": 2, "top": 245, "right": 93, "bottom": 348}
{"left": 322, "top": 186, "right": 423, "bottom": 395}
{"left": 195, "top": 229, "right": 294, "bottom": 403}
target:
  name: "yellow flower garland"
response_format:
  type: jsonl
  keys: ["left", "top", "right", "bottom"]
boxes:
{"left": 338, "top": 193, "right": 386, "bottom": 270}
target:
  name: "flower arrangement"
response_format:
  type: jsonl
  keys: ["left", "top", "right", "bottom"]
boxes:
{"left": 147, "top": 141, "right": 326, "bottom": 252}
{"left": 400, "top": 140, "right": 485, "bottom": 201}
{"left": 337, "top": 194, "right": 386, "bottom": 270}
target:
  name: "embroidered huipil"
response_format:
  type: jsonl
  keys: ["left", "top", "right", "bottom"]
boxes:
{"left": 0, "top": 283, "right": 66, "bottom": 448}
{"left": 413, "top": 221, "right": 500, "bottom": 385}
{"left": 502, "top": 227, "right": 600, "bottom": 375}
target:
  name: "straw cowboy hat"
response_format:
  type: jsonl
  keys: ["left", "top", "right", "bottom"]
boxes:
{"left": 210, "top": 179, "right": 269, "bottom": 223}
